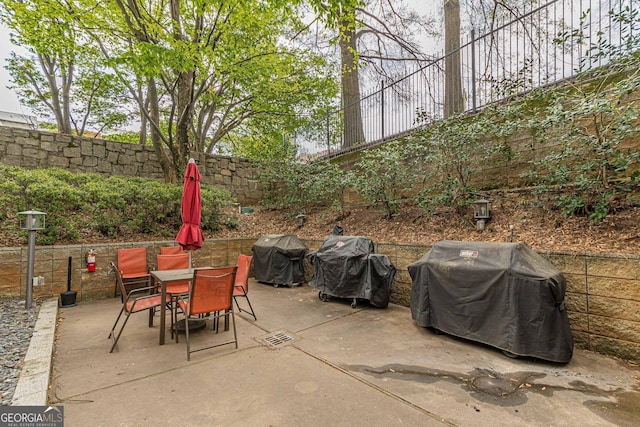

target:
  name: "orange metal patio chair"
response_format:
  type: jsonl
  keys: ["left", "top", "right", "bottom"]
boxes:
{"left": 176, "top": 266, "right": 238, "bottom": 361}
{"left": 115, "top": 247, "right": 151, "bottom": 299}
{"left": 160, "top": 246, "right": 185, "bottom": 255}
{"left": 109, "top": 261, "right": 172, "bottom": 353}
{"left": 157, "top": 252, "right": 192, "bottom": 338}
{"left": 233, "top": 254, "right": 257, "bottom": 321}
{"left": 156, "top": 253, "right": 191, "bottom": 294}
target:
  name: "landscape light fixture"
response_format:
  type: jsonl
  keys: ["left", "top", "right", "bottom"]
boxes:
{"left": 296, "top": 213, "right": 306, "bottom": 228}
{"left": 472, "top": 199, "right": 491, "bottom": 232}
{"left": 18, "top": 210, "right": 46, "bottom": 309}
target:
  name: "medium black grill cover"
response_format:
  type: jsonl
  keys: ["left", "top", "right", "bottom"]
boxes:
{"left": 408, "top": 240, "right": 573, "bottom": 363}
{"left": 308, "top": 236, "right": 396, "bottom": 308}
{"left": 251, "top": 235, "right": 307, "bottom": 284}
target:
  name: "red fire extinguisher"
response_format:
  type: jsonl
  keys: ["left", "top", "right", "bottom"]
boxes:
{"left": 86, "top": 249, "right": 97, "bottom": 272}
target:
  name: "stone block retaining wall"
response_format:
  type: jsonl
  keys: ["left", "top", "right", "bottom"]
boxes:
{"left": 0, "top": 126, "right": 263, "bottom": 205}
{"left": 2, "top": 238, "right": 637, "bottom": 363}
{"left": 0, "top": 239, "right": 256, "bottom": 301}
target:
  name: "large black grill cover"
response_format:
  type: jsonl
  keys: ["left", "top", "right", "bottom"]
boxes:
{"left": 408, "top": 240, "right": 573, "bottom": 363}
{"left": 308, "top": 235, "right": 396, "bottom": 308}
{"left": 251, "top": 234, "right": 307, "bottom": 284}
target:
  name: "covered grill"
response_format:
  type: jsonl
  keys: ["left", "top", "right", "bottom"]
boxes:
{"left": 251, "top": 234, "right": 307, "bottom": 287}
{"left": 408, "top": 240, "right": 573, "bottom": 363}
{"left": 308, "top": 235, "right": 395, "bottom": 308}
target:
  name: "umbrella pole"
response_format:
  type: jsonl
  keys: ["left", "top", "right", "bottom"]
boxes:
{"left": 175, "top": 247, "right": 206, "bottom": 333}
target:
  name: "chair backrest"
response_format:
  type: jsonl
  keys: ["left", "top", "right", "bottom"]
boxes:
{"left": 117, "top": 247, "right": 148, "bottom": 276}
{"left": 234, "top": 254, "right": 253, "bottom": 294}
{"left": 160, "top": 246, "right": 184, "bottom": 255}
{"left": 157, "top": 253, "right": 191, "bottom": 289}
{"left": 189, "top": 266, "right": 237, "bottom": 316}
{"left": 157, "top": 253, "right": 190, "bottom": 271}
{"left": 110, "top": 262, "right": 127, "bottom": 299}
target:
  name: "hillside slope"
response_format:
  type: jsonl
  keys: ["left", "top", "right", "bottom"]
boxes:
{"left": 213, "top": 200, "right": 640, "bottom": 255}
{"left": 3, "top": 199, "right": 638, "bottom": 255}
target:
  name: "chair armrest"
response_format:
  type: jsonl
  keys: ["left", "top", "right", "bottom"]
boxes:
{"left": 125, "top": 285, "right": 157, "bottom": 300}
{"left": 175, "top": 293, "right": 189, "bottom": 314}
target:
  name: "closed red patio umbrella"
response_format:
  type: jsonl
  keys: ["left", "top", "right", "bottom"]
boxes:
{"left": 176, "top": 158, "right": 204, "bottom": 250}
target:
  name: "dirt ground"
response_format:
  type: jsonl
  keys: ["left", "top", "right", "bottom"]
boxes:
{"left": 212, "top": 199, "right": 640, "bottom": 255}
{"left": 4, "top": 199, "right": 639, "bottom": 255}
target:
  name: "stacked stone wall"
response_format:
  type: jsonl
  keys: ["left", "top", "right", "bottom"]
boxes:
{"left": 0, "top": 126, "right": 263, "bottom": 205}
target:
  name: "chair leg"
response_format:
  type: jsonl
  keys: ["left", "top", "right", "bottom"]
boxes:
{"left": 185, "top": 313, "right": 191, "bottom": 361}
{"left": 244, "top": 296, "right": 257, "bottom": 321}
{"left": 108, "top": 307, "right": 126, "bottom": 339}
{"left": 172, "top": 300, "right": 177, "bottom": 343}
{"left": 209, "top": 311, "right": 219, "bottom": 333}
{"left": 168, "top": 299, "right": 174, "bottom": 340}
{"left": 172, "top": 307, "right": 176, "bottom": 343}
{"left": 175, "top": 304, "right": 180, "bottom": 344}
{"left": 169, "top": 301, "right": 175, "bottom": 340}
{"left": 230, "top": 311, "right": 238, "bottom": 349}
{"left": 183, "top": 309, "right": 238, "bottom": 360}
{"left": 110, "top": 312, "right": 132, "bottom": 353}
{"left": 233, "top": 295, "right": 257, "bottom": 321}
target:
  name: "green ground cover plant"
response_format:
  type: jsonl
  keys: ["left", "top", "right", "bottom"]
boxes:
{"left": 0, "top": 165, "right": 231, "bottom": 244}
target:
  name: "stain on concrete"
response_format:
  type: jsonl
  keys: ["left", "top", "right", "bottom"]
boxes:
{"left": 346, "top": 362, "right": 640, "bottom": 424}
{"left": 467, "top": 369, "right": 546, "bottom": 406}
{"left": 584, "top": 391, "right": 640, "bottom": 427}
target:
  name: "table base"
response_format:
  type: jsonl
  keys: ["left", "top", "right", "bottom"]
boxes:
{"left": 174, "top": 319, "right": 207, "bottom": 334}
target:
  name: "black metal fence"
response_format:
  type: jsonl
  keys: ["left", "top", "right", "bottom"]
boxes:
{"left": 294, "top": 0, "right": 639, "bottom": 159}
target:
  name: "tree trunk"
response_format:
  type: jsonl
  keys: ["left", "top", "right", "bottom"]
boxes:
{"left": 339, "top": 12, "right": 365, "bottom": 149}
{"left": 40, "top": 55, "right": 72, "bottom": 134}
{"left": 175, "top": 70, "right": 193, "bottom": 175}
{"left": 148, "top": 79, "right": 176, "bottom": 183}
{"left": 138, "top": 82, "right": 148, "bottom": 146}
{"left": 444, "top": 0, "right": 463, "bottom": 118}
{"left": 62, "top": 62, "right": 74, "bottom": 134}
{"left": 171, "top": 0, "right": 192, "bottom": 176}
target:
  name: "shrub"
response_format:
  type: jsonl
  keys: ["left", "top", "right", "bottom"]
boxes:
{"left": 525, "top": 53, "right": 640, "bottom": 221}
{"left": 257, "top": 159, "right": 348, "bottom": 215}
{"left": 350, "top": 142, "right": 415, "bottom": 219}
{"left": 0, "top": 165, "right": 231, "bottom": 243}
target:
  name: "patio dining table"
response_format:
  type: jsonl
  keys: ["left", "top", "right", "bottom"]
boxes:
{"left": 150, "top": 267, "right": 213, "bottom": 345}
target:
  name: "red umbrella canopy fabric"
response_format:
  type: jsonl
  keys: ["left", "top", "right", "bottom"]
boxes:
{"left": 176, "top": 159, "right": 205, "bottom": 250}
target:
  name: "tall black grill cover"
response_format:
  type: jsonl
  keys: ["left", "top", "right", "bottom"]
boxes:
{"left": 308, "top": 235, "right": 395, "bottom": 308}
{"left": 251, "top": 235, "right": 307, "bottom": 284}
{"left": 408, "top": 240, "right": 573, "bottom": 363}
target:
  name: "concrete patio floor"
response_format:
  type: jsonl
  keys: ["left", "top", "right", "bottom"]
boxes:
{"left": 50, "top": 280, "right": 640, "bottom": 426}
